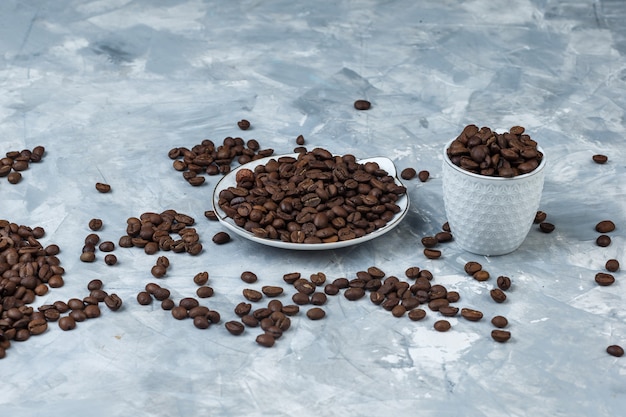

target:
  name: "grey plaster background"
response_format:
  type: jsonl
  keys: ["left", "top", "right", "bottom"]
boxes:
{"left": 1, "top": 1, "right": 625, "bottom": 416}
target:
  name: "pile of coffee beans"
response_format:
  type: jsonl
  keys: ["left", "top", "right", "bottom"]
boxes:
{"left": 447, "top": 125, "right": 543, "bottom": 177}
{"left": 168, "top": 136, "right": 274, "bottom": 186}
{"left": 420, "top": 222, "right": 453, "bottom": 260}
{"left": 118, "top": 210, "right": 202, "bottom": 256}
{"left": 0, "top": 146, "right": 45, "bottom": 185}
{"left": 217, "top": 148, "right": 407, "bottom": 244}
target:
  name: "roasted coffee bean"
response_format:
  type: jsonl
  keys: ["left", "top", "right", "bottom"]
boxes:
{"left": 496, "top": 276, "right": 512, "bottom": 291}
{"left": 418, "top": 170, "right": 430, "bottom": 182}
{"left": 283, "top": 272, "right": 301, "bottom": 284}
{"left": 234, "top": 302, "right": 252, "bottom": 317}
{"left": 606, "top": 259, "right": 620, "bottom": 272}
{"left": 595, "top": 272, "right": 615, "bottom": 286}
{"left": 95, "top": 182, "right": 111, "bottom": 193}
{"left": 434, "top": 320, "right": 451, "bottom": 332}
{"left": 435, "top": 232, "right": 453, "bottom": 243}
{"left": 194, "top": 271, "right": 209, "bottom": 286}
{"left": 153, "top": 288, "right": 171, "bottom": 301}
{"left": 539, "top": 222, "right": 555, "bottom": 233}
{"left": 400, "top": 168, "right": 416, "bottom": 180}
{"left": 225, "top": 321, "right": 245, "bottom": 335}
{"left": 80, "top": 252, "right": 96, "bottom": 263}
{"left": 171, "top": 306, "right": 188, "bottom": 320}
{"left": 68, "top": 298, "right": 85, "bottom": 310}
{"left": 212, "top": 231, "right": 231, "bottom": 244}
{"left": 196, "top": 286, "right": 214, "bottom": 298}
{"left": 310, "top": 292, "right": 327, "bottom": 306}
{"left": 102, "top": 254, "right": 117, "bottom": 265}
{"left": 237, "top": 119, "right": 251, "bottom": 130}
{"left": 193, "top": 316, "right": 210, "bottom": 329}
{"left": 296, "top": 134, "right": 305, "bottom": 145}
{"left": 461, "top": 308, "right": 483, "bottom": 322}
{"left": 324, "top": 284, "right": 339, "bottom": 295}
{"left": 294, "top": 279, "right": 316, "bottom": 295}
{"left": 240, "top": 271, "right": 257, "bottom": 284}
{"left": 27, "top": 318, "right": 48, "bottom": 335}
{"left": 438, "top": 306, "right": 459, "bottom": 317}
{"left": 243, "top": 289, "right": 263, "bottom": 302}
{"left": 179, "top": 297, "right": 199, "bottom": 310}
{"left": 491, "top": 329, "right": 511, "bottom": 343}
{"left": 204, "top": 210, "right": 218, "bottom": 221}
{"left": 404, "top": 267, "right": 420, "bottom": 279}
{"left": 281, "top": 305, "right": 300, "bottom": 316}
{"left": 408, "top": 308, "right": 427, "bottom": 321}
{"left": 473, "top": 270, "right": 490, "bottom": 282}
{"left": 98, "top": 241, "right": 114, "bottom": 252}
{"left": 428, "top": 298, "right": 449, "bottom": 311}
{"left": 84, "top": 305, "right": 101, "bottom": 319}
{"left": 595, "top": 220, "right": 615, "bottom": 233}
{"left": 136, "top": 291, "right": 152, "bottom": 305}
{"left": 464, "top": 261, "right": 482, "bottom": 275}
{"left": 534, "top": 211, "right": 547, "bottom": 224}
{"left": 491, "top": 315, "right": 508, "bottom": 328}
{"left": 87, "top": 279, "right": 103, "bottom": 291}
{"left": 88, "top": 218, "right": 103, "bottom": 231}
{"left": 262, "top": 286, "right": 283, "bottom": 297}
{"left": 446, "top": 291, "right": 460, "bottom": 303}
{"left": 607, "top": 345, "right": 624, "bottom": 357}
{"left": 596, "top": 234, "right": 611, "bottom": 247}
{"left": 593, "top": 154, "right": 608, "bottom": 164}
{"left": 306, "top": 307, "right": 326, "bottom": 320}
{"left": 241, "top": 314, "right": 259, "bottom": 327}
{"left": 104, "top": 294, "right": 123, "bottom": 311}
{"left": 391, "top": 305, "right": 407, "bottom": 318}
{"left": 292, "top": 292, "right": 310, "bottom": 305}
{"left": 424, "top": 249, "right": 441, "bottom": 259}
{"left": 344, "top": 287, "right": 365, "bottom": 301}
{"left": 310, "top": 272, "right": 327, "bottom": 286}
{"left": 7, "top": 172, "right": 22, "bottom": 184}
{"left": 256, "top": 333, "right": 275, "bottom": 347}
{"left": 490, "top": 288, "right": 507, "bottom": 303}
{"left": 58, "top": 316, "right": 76, "bottom": 331}
{"left": 421, "top": 236, "right": 438, "bottom": 248}
{"left": 151, "top": 265, "right": 167, "bottom": 278}
{"left": 354, "top": 99, "right": 371, "bottom": 110}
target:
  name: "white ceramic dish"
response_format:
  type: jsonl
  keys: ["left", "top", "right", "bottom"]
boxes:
{"left": 212, "top": 153, "right": 409, "bottom": 250}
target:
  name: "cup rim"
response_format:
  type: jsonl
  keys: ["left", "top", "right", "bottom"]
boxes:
{"left": 443, "top": 137, "right": 546, "bottom": 181}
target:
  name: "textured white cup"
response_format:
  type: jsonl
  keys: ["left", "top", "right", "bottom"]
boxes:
{"left": 442, "top": 139, "right": 546, "bottom": 256}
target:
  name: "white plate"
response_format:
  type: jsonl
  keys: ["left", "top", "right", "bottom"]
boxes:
{"left": 212, "top": 153, "right": 409, "bottom": 250}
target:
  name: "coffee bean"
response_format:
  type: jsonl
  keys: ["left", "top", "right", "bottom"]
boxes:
{"left": 240, "top": 271, "right": 257, "bottom": 284}
{"left": 241, "top": 314, "right": 259, "bottom": 327}
{"left": 88, "top": 218, "right": 103, "bottom": 231}
{"left": 424, "top": 249, "right": 441, "bottom": 259}
{"left": 171, "top": 306, "right": 188, "bottom": 320}
{"left": 234, "top": 302, "right": 252, "bottom": 317}
{"left": 262, "top": 286, "right": 283, "bottom": 297}
{"left": 435, "top": 231, "right": 453, "bottom": 243}
{"left": 243, "top": 288, "right": 263, "bottom": 302}
{"left": 491, "top": 329, "right": 511, "bottom": 343}
{"left": 606, "top": 259, "right": 620, "bottom": 272}
{"left": 225, "top": 321, "right": 245, "bottom": 335}
{"left": 192, "top": 316, "right": 209, "bottom": 329}
{"left": 84, "top": 305, "right": 101, "bottom": 319}
{"left": 473, "top": 270, "right": 490, "bottom": 282}
{"left": 593, "top": 154, "right": 608, "bottom": 164}
{"left": 607, "top": 345, "right": 624, "bottom": 357}
{"left": 58, "top": 316, "right": 76, "bottom": 331}
{"left": 283, "top": 272, "right": 301, "bottom": 284}
{"left": 281, "top": 305, "right": 300, "bottom": 316}
{"left": 418, "top": 170, "right": 430, "bottom": 182}
{"left": 87, "top": 279, "right": 103, "bottom": 291}
{"left": 496, "top": 276, "right": 512, "bottom": 291}
{"left": 446, "top": 291, "right": 460, "bottom": 303}
{"left": 324, "top": 284, "right": 339, "bottom": 295}
{"left": 491, "top": 315, "right": 508, "bottom": 328}
{"left": 401, "top": 168, "right": 416, "bottom": 180}
{"left": 296, "top": 134, "right": 305, "bottom": 145}
{"left": 179, "top": 297, "right": 199, "bottom": 310}
{"left": 310, "top": 292, "right": 327, "bottom": 306}
{"left": 434, "top": 320, "right": 451, "bottom": 332}
{"left": 428, "top": 298, "right": 449, "bottom": 311}
{"left": 344, "top": 287, "right": 365, "bottom": 301}
{"left": 408, "top": 308, "right": 427, "bottom": 321}
{"left": 391, "top": 305, "right": 407, "bottom": 318}
{"left": 310, "top": 272, "right": 327, "bottom": 286}
{"left": 136, "top": 291, "right": 152, "bottom": 305}
{"left": 596, "top": 220, "right": 616, "bottom": 233}
{"left": 151, "top": 265, "right": 167, "bottom": 278}
{"left": 354, "top": 99, "right": 371, "bottom": 110}
{"left": 80, "top": 252, "right": 96, "bottom": 263}
{"left": 464, "top": 261, "right": 482, "bottom": 275}
{"left": 98, "top": 241, "right": 114, "bottom": 252}
{"left": 438, "top": 306, "right": 459, "bottom": 317}
{"left": 306, "top": 307, "right": 326, "bottom": 320}
{"left": 104, "top": 294, "right": 123, "bottom": 311}
{"left": 7, "top": 172, "right": 22, "bottom": 184}
{"left": 596, "top": 235, "right": 611, "bottom": 247}
{"left": 405, "top": 267, "right": 420, "bottom": 279}
{"left": 68, "top": 298, "right": 85, "bottom": 310}
{"left": 421, "top": 236, "right": 438, "bottom": 248}
{"left": 595, "top": 272, "right": 615, "bottom": 286}
{"left": 256, "top": 333, "right": 275, "bottom": 347}
{"left": 212, "top": 231, "right": 231, "bottom": 244}
{"left": 292, "top": 292, "right": 310, "bottom": 305}
{"left": 461, "top": 308, "right": 483, "bottom": 322}
{"left": 193, "top": 271, "right": 209, "bottom": 286}
{"left": 95, "top": 182, "right": 111, "bottom": 193}
{"left": 539, "top": 222, "right": 555, "bottom": 233}
{"left": 534, "top": 211, "right": 547, "bottom": 224}
{"left": 196, "top": 286, "right": 214, "bottom": 298}
{"left": 490, "top": 288, "right": 507, "bottom": 303}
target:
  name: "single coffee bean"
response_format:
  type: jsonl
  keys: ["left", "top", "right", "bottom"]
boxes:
{"left": 391, "top": 305, "right": 407, "bottom": 318}
{"left": 179, "top": 297, "right": 199, "bottom": 310}
{"left": 104, "top": 254, "right": 117, "bottom": 265}
{"left": 240, "top": 271, "right": 257, "bottom": 284}
{"left": 84, "top": 304, "right": 101, "bottom": 319}
{"left": 171, "top": 306, "right": 188, "bottom": 320}
{"left": 87, "top": 279, "right": 103, "bottom": 291}
{"left": 421, "top": 236, "right": 438, "bottom": 248}
{"left": 324, "top": 283, "right": 340, "bottom": 295}
{"left": 434, "top": 320, "right": 451, "bottom": 332}
{"left": 428, "top": 298, "right": 449, "bottom": 311}
{"left": 196, "top": 286, "right": 214, "bottom": 298}
{"left": 400, "top": 168, "right": 416, "bottom": 180}
{"left": 104, "top": 294, "right": 123, "bottom": 311}
{"left": 7, "top": 172, "right": 22, "bottom": 184}
{"left": 69, "top": 309, "right": 87, "bottom": 322}
{"left": 496, "top": 276, "right": 512, "bottom": 291}
{"left": 292, "top": 292, "right": 310, "bottom": 305}
{"left": 136, "top": 291, "right": 152, "bottom": 305}
{"left": 193, "top": 271, "right": 209, "bottom": 286}
{"left": 408, "top": 308, "right": 427, "bottom": 321}
{"left": 68, "top": 298, "right": 85, "bottom": 310}
{"left": 80, "top": 252, "right": 96, "bottom": 263}
{"left": 405, "top": 267, "right": 420, "bottom": 279}
{"left": 596, "top": 235, "right": 611, "bottom": 247}
{"left": 306, "top": 307, "right": 326, "bottom": 320}
{"left": 241, "top": 314, "right": 259, "bottom": 327}
{"left": 461, "top": 308, "right": 483, "bottom": 322}
{"left": 534, "top": 211, "right": 547, "bottom": 224}
{"left": 58, "top": 316, "right": 76, "bottom": 331}
{"left": 418, "top": 170, "right": 430, "bottom": 182}
{"left": 151, "top": 265, "right": 167, "bottom": 278}
{"left": 262, "top": 286, "right": 284, "bottom": 297}
{"left": 464, "top": 261, "right": 482, "bottom": 275}
{"left": 354, "top": 99, "right": 371, "bottom": 110}
{"left": 296, "top": 134, "right": 305, "bottom": 145}
{"left": 424, "top": 249, "right": 441, "bottom": 259}
{"left": 243, "top": 288, "right": 263, "bottom": 302}
{"left": 310, "top": 272, "right": 327, "bottom": 286}
{"left": 596, "top": 220, "right": 616, "bottom": 233}
{"left": 491, "top": 316, "right": 508, "bottom": 328}
{"left": 446, "top": 291, "right": 460, "bottom": 303}
{"left": 491, "top": 329, "right": 511, "bottom": 343}
{"left": 435, "top": 232, "right": 453, "bottom": 243}
{"left": 539, "top": 222, "right": 555, "bottom": 233}
{"left": 283, "top": 272, "right": 301, "bottom": 284}
{"left": 607, "top": 345, "right": 624, "bottom": 357}
{"left": 153, "top": 288, "right": 171, "bottom": 301}
{"left": 88, "top": 218, "right": 103, "bottom": 231}
{"left": 95, "top": 182, "right": 111, "bottom": 193}
{"left": 27, "top": 318, "right": 48, "bottom": 335}
{"left": 310, "top": 292, "right": 327, "bottom": 306}
{"left": 256, "top": 333, "right": 275, "bottom": 347}
{"left": 606, "top": 259, "right": 620, "bottom": 272}
{"left": 237, "top": 119, "right": 250, "bottom": 130}
{"left": 473, "top": 270, "right": 490, "bottom": 282}
{"left": 225, "top": 321, "right": 245, "bottom": 335}
{"left": 204, "top": 210, "right": 218, "bottom": 221}
{"left": 344, "top": 287, "right": 365, "bottom": 301}
{"left": 98, "top": 241, "right": 114, "bottom": 252}
{"left": 490, "top": 288, "right": 507, "bottom": 303}
{"left": 438, "top": 306, "right": 459, "bottom": 317}
{"left": 281, "top": 304, "right": 300, "bottom": 316}
{"left": 592, "top": 154, "right": 608, "bottom": 164}
{"left": 234, "top": 302, "right": 252, "bottom": 317}
{"left": 212, "top": 231, "right": 231, "bottom": 244}
{"left": 595, "top": 272, "right": 615, "bottom": 286}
